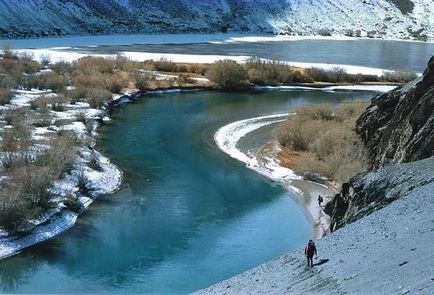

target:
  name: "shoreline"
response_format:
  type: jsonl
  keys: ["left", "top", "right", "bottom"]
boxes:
{"left": 14, "top": 48, "right": 411, "bottom": 76}
{"left": 0, "top": 84, "right": 389, "bottom": 260}
{"left": 256, "top": 140, "right": 335, "bottom": 238}
{"left": 214, "top": 115, "right": 335, "bottom": 239}
{"left": 2, "top": 33, "right": 433, "bottom": 46}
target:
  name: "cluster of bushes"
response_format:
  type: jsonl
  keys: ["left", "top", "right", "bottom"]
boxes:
{"left": 274, "top": 103, "right": 370, "bottom": 184}
{"left": 205, "top": 59, "right": 418, "bottom": 89}
{"left": 206, "top": 60, "right": 248, "bottom": 90}
{"left": 144, "top": 58, "right": 207, "bottom": 74}
{"left": 244, "top": 58, "right": 312, "bottom": 85}
{"left": 305, "top": 67, "right": 378, "bottom": 83}
{"left": 0, "top": 129, "right": 77, "bottom": 231}
{"left": 0, "top": 46, "right": 42, "bottom": 89}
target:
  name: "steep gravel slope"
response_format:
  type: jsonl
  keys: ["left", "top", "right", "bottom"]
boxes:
{"left": 0, "top": 0, "right": 433, "bottom": 40}
{"left": 196, "top": 158, "right": 434, "bottom": 294}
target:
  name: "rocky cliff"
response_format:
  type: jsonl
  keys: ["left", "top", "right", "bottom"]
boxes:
{"left": 325, "top": 56, "right": 434, "bottom": 231}
{"left": 0, "top": 0, "right": 434, "bottom": 40}
{"left": 357, "top": 56, "right": 434, "bottom": 170}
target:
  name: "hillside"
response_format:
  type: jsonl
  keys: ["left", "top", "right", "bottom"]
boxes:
{"left": 0, "top": 0, "right": 434, "bottom": 40}
{"left": 197, "top": 159, "right": 434, "bottom": 294}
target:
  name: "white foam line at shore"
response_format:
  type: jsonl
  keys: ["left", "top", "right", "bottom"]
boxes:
{"left": 214, "top": 113, "right": 300, "bottom": 181}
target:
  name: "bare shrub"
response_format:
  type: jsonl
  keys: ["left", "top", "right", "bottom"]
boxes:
{"left": 40, "top": 54, "right": 51, "bottom": 67}
{"left": 4, "top": 108, "right": 26, "bottom": 126}
{"left": 154, "top": 58, "right": 177, "bottom": 72}
{"left": 176, "top": 64, "right": 188, "bottom": 72}
{"left": 135, "top": 74, "right": 149, "bottom": 92}
{"left": 381, "top": 71, "right": 418, "bottom": 83}
{"left": 1, "top": 43, "right": 16, "bottom": 59}
{"left": 18, "top": 52, "right": 41, "bottom": 74}
{"left": 189, "top": 64, "right": 207, "bottom": 75}
{"left": 33, "top": 107, "right": 52, "bottom": 127}
{"left": 305, "top": 67, "right": 379, "bottom": 83}
{"left": 85, "top": 88, "right": 112, "bottom": 108}
{"left": 50, "top": 94, "right": 67, "bottom": 112}
{"left": 73, "top": 56, "right": 114, "bottom": 75}
{"left": 106, "top": 73, "right": 129, "bottom": 93}
{"left": 206, "top": 60, "right": 247, "bottom": 89}
{"left": 51, "top": 60, "right": 74, "bottom": 74}
{"left": 76, "top": 111, "right": 87, "bottom": 123}
{"left": 66, "top": 87, "right": 87, "bottom": 103}
{"left": 244, "top": 58, "right": 297, "bottom": 85}
{"left": 25, "top": 72, "right": 69, "bottom": 92}
{"left": 35, "top": 134, "right": 77, "bottom": 179}
{"left": 0, "top": 88, "right": 13, "bottom": 105}
{"left": 2, "top": 127, "right": 31, "bottom": 153}
{"left": 30, "top": 95, "right": 50, "bottom": 110}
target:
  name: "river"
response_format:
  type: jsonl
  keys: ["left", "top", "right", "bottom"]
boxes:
{"left": 2, "top": 34, "right": 434, "bottom": 72}
{"left": 0, "top": 90, "right": 375, "bottom": 293}
{"left": 0, "top": 34, "right": 432, "bottom": 293}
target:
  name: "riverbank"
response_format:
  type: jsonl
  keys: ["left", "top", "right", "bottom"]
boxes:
{"left": 0, "top": 90, "right": 124, "bottom": 259}
{"left": 256, "top": 140, "right": 335, "bottom": 238}
{"left": 0, "top": 79, "right": 394, "bottom": 261}
{"left": 214, "top": 114, "right": 337, "bottom": 239}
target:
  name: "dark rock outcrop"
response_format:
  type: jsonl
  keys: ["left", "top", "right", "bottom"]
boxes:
{"left": 325, "top": 157, "right": 434, "bottom": 231}
{"left": 356, "top": 56, "right": 434, "bottom": 170}
{"left": 326, "top": 57, "right": 434, "bottom": 231}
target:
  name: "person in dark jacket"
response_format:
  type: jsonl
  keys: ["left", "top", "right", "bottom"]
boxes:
{"left": 318, "top": 195, "right": 324, "bottom": 207}
{"left": 304, "top": 240, "right": 317, "bottom": 268}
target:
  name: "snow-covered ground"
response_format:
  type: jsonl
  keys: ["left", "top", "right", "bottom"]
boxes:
{"left": 0, "top": 89, "right": 123, "bottom": 260}
{"left": 0, "top": 1, "right": 433, "bottom": 40}
{"left": 196, "top": 157, "right": 434, "bottom": 294}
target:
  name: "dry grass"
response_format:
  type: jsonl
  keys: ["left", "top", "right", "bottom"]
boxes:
{"left": 275, "top": 102, "right": 369, "bottom": 184}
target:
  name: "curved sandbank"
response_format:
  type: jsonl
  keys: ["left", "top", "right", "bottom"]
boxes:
{"left": 214, "top": 114, "right": 334, "bottom": 238}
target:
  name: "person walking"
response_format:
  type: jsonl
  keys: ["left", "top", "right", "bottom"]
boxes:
{"left": 318, "top": 195, "right": 324, "bottom": 207}
{"left": 305, "top": 240, "right": 317, "bottom": 268}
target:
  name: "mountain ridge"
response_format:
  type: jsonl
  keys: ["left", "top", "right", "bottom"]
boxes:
{"left": 0, "top": 0, "right": 433, "bottom": 40}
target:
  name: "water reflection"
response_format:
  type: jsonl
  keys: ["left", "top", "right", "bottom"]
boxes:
{"left": 0, "top": 256, "right": 40, "bottom": 292}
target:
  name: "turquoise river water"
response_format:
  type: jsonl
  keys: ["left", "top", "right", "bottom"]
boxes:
{"left": 0, "top": 90, "right": 375, "bottom": 293}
